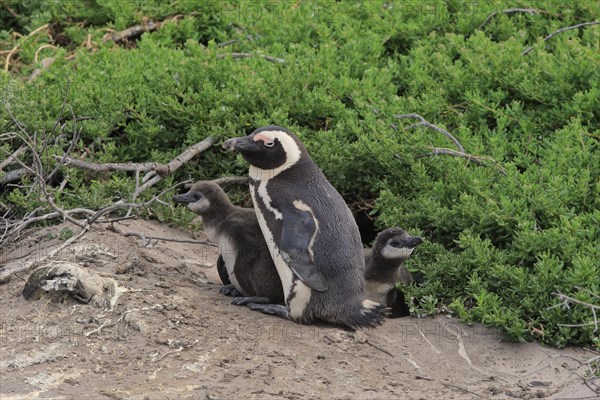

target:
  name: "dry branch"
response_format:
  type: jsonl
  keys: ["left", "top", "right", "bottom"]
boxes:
{"left": 217, "top": 52, "right": 285, "bottom": 63}
{"left": 124, "top": 231, "right": 217, "bottom": 248}
{"left": 56, "top": 136, "right": 215, "bottom": 199}
{"left": 523, "top": 21, "right": 600, "bottom": 55}
{"left": 86, "top": 180, "right": 192, "bottom": 225}
{"left": 0, "top": 167, "right": 31, "bottom": 185}
{"left": 103, "top": 19, "right": 175, "bottom": 43}
{"left": 56, "top": 157, "right": 175, "bottom": 174}
{"left": 394, "top": 113, "right": 465, "bottom": 152}
{"left": 553, "top": 290, "right": 599, "bottom": 333}
{"left": 479, "top": 8, "right": 538, "bottom": 30}
{"left": 415, "top": 147, "right": 508, "bottom": 176}
{"left": 0, "top": 146, "right": 27, "bottom": 171}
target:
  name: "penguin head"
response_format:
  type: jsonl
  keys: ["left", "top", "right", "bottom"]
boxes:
{"left": 223, "top": 126, "right": 307, "bottom": 173}
{"left": 374, "top": 227, "right": 423, "bottom": 262}
{"left": 172, "top": 181, "right": 232, "bottom": 215}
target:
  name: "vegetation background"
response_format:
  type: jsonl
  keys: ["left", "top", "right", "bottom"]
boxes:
{"left": 1, "top": 0, "right": 598, "bottom": 349}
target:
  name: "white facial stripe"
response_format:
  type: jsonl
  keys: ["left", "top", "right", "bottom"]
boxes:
{"left": 381, "top": 245, "right": 415, "bottom": 260}
{"left": 292, "top": 200, "right": 319, "bottom": 262}
{"left": 187, "top": 197, "right": 211, "bottom": 214}
{"left": 249, "top": 130, "right": 302, "bottom": 179}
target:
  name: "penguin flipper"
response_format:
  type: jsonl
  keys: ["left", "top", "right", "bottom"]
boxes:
{"left": 280, "top": 204, "right": 328, "bottom": 292}
{"left": 216, "top": 255, "right": 231, "bottom": 286}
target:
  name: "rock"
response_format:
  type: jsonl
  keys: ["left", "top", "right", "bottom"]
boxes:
{"left": 22, "top": 261, "right": 127, "bottom": 309}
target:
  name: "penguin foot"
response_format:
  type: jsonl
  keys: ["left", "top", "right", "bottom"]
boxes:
{"left": 231, "top": 296, "right": 272, "bottom": 305}
{"left": 220, "top": 284, "right": 241, "bottom": 297}
{"left": 243, "top": 303, "right": 291, "bottom": 320}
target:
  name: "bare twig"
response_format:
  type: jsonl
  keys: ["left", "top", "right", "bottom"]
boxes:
{"left": 479, "top": 8, "right": 538, "bottom": 30}
{"left": 413, "top": 147, "right": 508, "bottom": 176}
{"left": 553, "top": 290, "right": 599, "bottom": 332}
{"left": 133, "top": 137, "right": 214, "bottom": 197}
{"left": 34, "top": 44, "right": 57, "bottom": 62}
{"left": 0, "top": 146, "right": 27, "bottom": 171}
{"left": 103, "top": 19, "right": 170, "bottom": 43}
{"left": 3, "top": 24, "right": 49, "bottom": 72}
{"left": 86, "top": 180, "right": 192, "bottom": 225}
{"left": 56, "top": 157, "right": 175, "bottom": 174}
{"left": 218, "top": 39, "right": 238, "bottom": 48}
{"left": 394, "top": 113, "right": 465, "bottom": 152}
{"left": 57, "top": 136, "right": 214, "bottom": 198}
{"left": 4, "top": 46, "right": 18, "bottom": 72}
{"left": 523, "top": 21, "right": 600, "bottom": 55}
{"left": 101, "top": 13, "right": 200, "bottom": 44}
{"left": 217, "top": 52, "right": 285, "bottom": 63}
{"left": 124, "top": 231, "right": 217, "bottom": 248}
{"left": 47, "top": 104, "right": 80, "bottom": 183}
{"left": 155, "top": 340, "right": 198, "bottom": 361}
{"left": 0, "top": 0, "right": 18, "bottom": 18}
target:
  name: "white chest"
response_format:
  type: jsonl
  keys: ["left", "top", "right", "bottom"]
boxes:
{"left": 365, "top": 280, "right": 394, "bottom": 305}
{"left": 203, "top": 221, "right": 242, "bottom": 293}
{"left": 250, "top": 183, "right": 311, "bottom": 318}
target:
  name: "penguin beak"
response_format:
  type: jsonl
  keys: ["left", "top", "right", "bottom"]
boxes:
{"left": 222, "top": 135, "right": 255, "bottom": 152}
{"left": 172, "top": 192, "right": 198, "bottom": 205}
{"left": 405, "top": 236, "right": 423, "bottom": 249}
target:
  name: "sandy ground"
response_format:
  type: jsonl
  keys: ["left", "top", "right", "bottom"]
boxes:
{"left": 0, "top": 219, "right": 597, "bottom": 400}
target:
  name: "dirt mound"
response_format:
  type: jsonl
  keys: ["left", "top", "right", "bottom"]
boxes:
{"left": 0, "top": 219, "right": 596, "bottom": 399}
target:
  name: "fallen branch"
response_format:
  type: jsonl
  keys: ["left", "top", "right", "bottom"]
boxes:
{"left": 58, "top": 136, "right": 215, "bottom": 198}
{"left": 0, "top": 167, "right": 31, "bottom": 185}
{"left": 217, "top": 52, "right": 285, "bottom": 63}
{"left": 479, "top": 8, "right": 538, "bottom": 30}
{"left": 523, "top": 21, "right": 600, "bottom": 55}
{"left": 56, "top": 157, "right": 175, "bottom": 174}
{"left": 0, "top": 146, "right": 27, "bottom": 171}
{"left": 123, "top": 231, "right": 217, "bottom": 248}
{"left": 103, "top": 18, "right": 177, "bottom": 43}
{"left": 394, "top": 113, "right": 465, "bottom": 152}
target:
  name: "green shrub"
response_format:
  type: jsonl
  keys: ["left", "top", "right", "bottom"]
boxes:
{"left": 1, "top": 0, "right": 599, "bottom": 347}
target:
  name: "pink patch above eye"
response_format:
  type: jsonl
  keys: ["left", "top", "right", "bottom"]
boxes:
{"left": 254, "top": 133, "right": 274, "bottom": 146}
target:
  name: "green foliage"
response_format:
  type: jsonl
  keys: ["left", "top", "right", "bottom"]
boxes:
{"left": 1, "top": 0, "right": 599, "bottom": 348}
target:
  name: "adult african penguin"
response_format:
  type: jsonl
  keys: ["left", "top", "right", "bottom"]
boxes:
{"left": 172, "top": 181, "right": 284, "bottom": 304}
{"left": 364, "top": 227, "right": 423, "bottom": 318}
{"left": 223, "top": 126, "right": 385, "bottom": 329}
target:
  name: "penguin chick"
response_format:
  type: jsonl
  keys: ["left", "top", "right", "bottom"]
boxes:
{"left": 365, "top": 227, "right": 423, "bottom": 318}
{"left": 172, "top": 181, "right": 284, "bottom": 303}
{"left": 223, "top": 126, "right": 386, "bottom": 329}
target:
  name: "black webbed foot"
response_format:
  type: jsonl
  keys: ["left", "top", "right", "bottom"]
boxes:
{"left": 220, "top": 284, "right": 241, "bottom": 297}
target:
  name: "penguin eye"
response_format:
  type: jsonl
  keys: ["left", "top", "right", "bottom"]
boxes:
{"left": 389, "top": 240, "right": 400, "bottom": 247}
{"left": 264, "top": 141, "right": 275, "bottom": 148}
